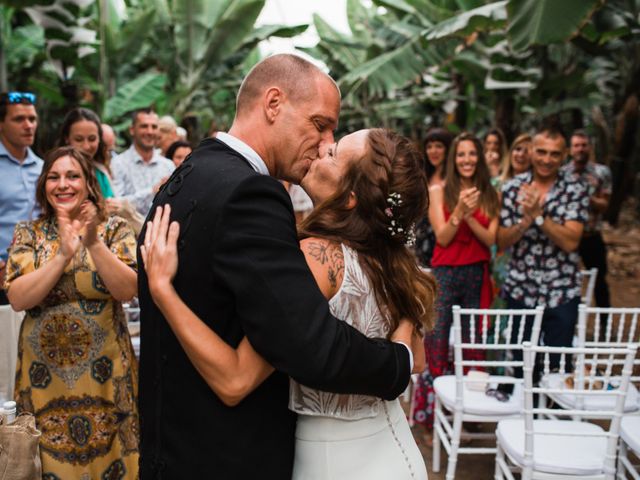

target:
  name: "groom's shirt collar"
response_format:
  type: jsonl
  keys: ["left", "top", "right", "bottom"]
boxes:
{"left": 216, "top": 132, "right": 269, "bottom": 176}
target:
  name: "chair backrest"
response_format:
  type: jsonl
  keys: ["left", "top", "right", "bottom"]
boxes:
{"left": 522, "top": 342, "right": 637, "bottom": 478}
{"left": 576, "top": 305, "right": 640, "bottom": 386}
{"left": 452, "top": 306, "right": 544, "bottom": 396}
{"left": 580, "top": 268, "right": 597, "bottom": 306}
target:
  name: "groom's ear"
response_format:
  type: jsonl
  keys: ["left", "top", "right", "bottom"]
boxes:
{"left": 263, "top": 87, "right": 283, "bottom": 124}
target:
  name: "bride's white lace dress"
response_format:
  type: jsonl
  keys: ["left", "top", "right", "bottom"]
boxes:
{"left": 290, "top": 244, "right": 428, "bottom": 479}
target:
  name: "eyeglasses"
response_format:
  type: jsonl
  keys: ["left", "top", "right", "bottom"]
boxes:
{"left": 1, "top": 92, "right": 36, "bottom": 104}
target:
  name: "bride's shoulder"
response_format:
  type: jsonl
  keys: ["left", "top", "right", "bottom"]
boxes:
{"left": 299, "top": 237, "right": 344, "bottom": 300}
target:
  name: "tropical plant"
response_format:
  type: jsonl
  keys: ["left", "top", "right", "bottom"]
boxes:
{"left": 1, "top": 0, "right": 308, "bottom": 146}
{"left": 308, "top": 0, "right": 639, "bottom": 221}
{"left": 101, "top": 0, "right": 307, "bottom": 139}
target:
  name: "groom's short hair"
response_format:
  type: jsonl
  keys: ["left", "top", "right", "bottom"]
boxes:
{"left": 235, "top": 54, "right": 328, "bottom": 115}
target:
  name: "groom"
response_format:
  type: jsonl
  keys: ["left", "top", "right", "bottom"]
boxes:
{"left": 137, "top": 54, "right": 413, "bottom": 479}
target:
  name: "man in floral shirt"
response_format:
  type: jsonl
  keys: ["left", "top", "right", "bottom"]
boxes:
{"left": 563, "top": 130, "right": 611, "bottom": 308}
{"left": 498, "top": 129, "right": 589, "bottom": 370}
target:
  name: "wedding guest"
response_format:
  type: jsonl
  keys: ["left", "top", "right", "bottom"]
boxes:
{"left": 484, "top": 127, "right": 507, "bottom": 183}
{"left": 492, "top": 133, "right": 533, "bottom": 302}
{"left": 58, "top": 109, "right": 144, "bottom": 234}
{"left": 497, "top": 128, "right": 589, "bottom": 372}
{"left": 412, "top": 127, "right": 453, "bottom": 433}
{"left": 0, "top": 91, "right": 42, "bottom": 305}
{"left": 498, "top": 133, "right": 532, "bottom": 187}
{"left": 414, "top": 127, "right": 453, "bottom": 267}
{"left": 423, "top": 132, "right": 500, "bottom": 441}
{"left": 157, "top": 115, "right": 179, "bottom": 156}
{"left": 110, "top": 108, "right": 174, "bottom": 215}
{"left": 563, "top": 130, "right": 611, "bottom": 308}
{"left": 165, "top": 140, "right": 192, "bottom": 167}
{"left": 57, "top": 108, "right": 114, "bottom": 199}
{"left": 101, "top": 123, "right": 117, "bottom": 158}
{"left": 4, "top": 146, "right": 139, "bottom": 479}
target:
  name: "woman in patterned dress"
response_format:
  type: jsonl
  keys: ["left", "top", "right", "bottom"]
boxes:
{"left": 4, "top": 146, "right": 139, "bottom": 479}
{"left": 141, "top": 129, "right": 436, "bottom": 479}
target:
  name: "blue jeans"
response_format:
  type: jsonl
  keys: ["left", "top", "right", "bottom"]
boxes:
{"left": 507, "top": 296, "right": 580, "bottom": 379}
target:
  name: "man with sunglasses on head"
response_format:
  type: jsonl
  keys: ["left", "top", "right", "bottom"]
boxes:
{"left": 0, "top": 92, "right": 42, "bottom": 305}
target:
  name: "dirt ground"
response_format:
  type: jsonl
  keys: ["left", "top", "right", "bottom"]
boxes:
{"left": 403, "top": 199, "right": 640, "bottom": 479}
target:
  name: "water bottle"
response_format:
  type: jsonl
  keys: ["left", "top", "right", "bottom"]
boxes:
{"left": 2, "top": 400, "right": 16, "bottom": 424}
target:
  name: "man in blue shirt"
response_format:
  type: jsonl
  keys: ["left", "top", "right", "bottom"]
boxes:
{"left": 0, "top": 92, "right": 43, "bottom": 305}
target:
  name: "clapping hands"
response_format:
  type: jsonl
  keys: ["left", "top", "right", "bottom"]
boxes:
{"left": 456, "top": 187, "right": 480, "bottom": 218}
{"left": 517, "top": 184, "right": 543, "bottom": 219}
{"left": 57, "top": 200, "right": 100, "bottom": 261}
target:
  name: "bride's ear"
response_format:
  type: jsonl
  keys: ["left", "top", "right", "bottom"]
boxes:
{"left": 346, "top": 191, "right": 357, "bottom": 210}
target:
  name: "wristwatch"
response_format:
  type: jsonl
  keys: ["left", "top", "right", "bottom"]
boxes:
{"left": 534, "top": 215, "right": 544, "bottom": 227}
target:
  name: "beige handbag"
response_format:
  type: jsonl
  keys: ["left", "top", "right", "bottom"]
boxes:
{"left": 0, "top": 414, "right": 42, "bottom": 480}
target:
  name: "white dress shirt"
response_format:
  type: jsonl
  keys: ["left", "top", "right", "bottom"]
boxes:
{"left": 111, "top": 145, "right": 175, "bottom": 215}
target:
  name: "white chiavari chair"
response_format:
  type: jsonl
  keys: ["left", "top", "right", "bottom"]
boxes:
{"left": 540, "top": 306, "right": 640, "bottom": 418}
{"left": 432, "top": 305, "right": 544, "bottom": 480}
{"left": 496, "top": 342, "right": 637, "bottom": 480}
{"left": 617, "top": 415, "right": 640, "bottom": 479}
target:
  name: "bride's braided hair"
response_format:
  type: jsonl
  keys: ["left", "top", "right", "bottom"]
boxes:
{"left": 299, "top": 129, "right": 436, "bottom": 334}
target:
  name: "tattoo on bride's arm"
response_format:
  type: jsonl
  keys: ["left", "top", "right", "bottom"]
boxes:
{"left": 306, "top": 241, "right": 344, "bottom": 288}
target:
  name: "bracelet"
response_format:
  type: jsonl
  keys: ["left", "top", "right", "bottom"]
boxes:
{"left": 450, "top": 215, "right": 461, "bottom": 227}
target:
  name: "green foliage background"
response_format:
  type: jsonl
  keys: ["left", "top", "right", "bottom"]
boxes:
{"left": 1, "top": 0, "right": 639, "bottom": 221}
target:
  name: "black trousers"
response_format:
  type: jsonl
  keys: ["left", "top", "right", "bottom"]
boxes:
{"left": 578, "top": 232, "right": 611, "bottom": 308}
{"left": 507, "top": 296, "right": 580, "bottom": 381}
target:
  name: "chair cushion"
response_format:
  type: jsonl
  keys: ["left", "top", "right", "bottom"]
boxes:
{"left": 621, "top": 416, "right": 640, "bottom": 454}
{"left": 541, "top": 374, "right": 639, "bottom": 413}
{"left": 497, "top": 419, "right": 607, "bottom": 476}
{"left": 434, "top": 375, "right": 523, "bottom": 416}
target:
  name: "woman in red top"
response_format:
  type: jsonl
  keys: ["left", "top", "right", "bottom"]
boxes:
{"left": 422, "top": 132, "right": 500, "bottom": 437}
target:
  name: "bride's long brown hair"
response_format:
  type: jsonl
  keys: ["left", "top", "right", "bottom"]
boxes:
{"left": 298, "top": 129, "right": 436, "bottom": 334}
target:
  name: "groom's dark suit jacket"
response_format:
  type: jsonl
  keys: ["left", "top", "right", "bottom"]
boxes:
{"left": 137, "top": 138, "right": 411, "bottom": 479}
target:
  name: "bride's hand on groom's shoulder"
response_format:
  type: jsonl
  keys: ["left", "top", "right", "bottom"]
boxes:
{"left": 140, "top": 205, "right": 181, "bottom": 301}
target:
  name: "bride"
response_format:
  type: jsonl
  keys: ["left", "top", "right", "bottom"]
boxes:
{"left": 141, "top": 128, "right": 435, "bottom": 479}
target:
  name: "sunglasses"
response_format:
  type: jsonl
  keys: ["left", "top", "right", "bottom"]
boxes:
{"left": 1, "top": 92, "right": 36, "bottom": 104}
{"left": 485, "top": 383, "right": 514, "bottom": 402}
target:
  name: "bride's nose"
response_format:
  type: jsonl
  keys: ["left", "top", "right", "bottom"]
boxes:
{"left": 317, "top": 142, "right": 332, "bottom": 158}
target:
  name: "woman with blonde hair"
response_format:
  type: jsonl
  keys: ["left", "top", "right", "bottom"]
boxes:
{"left": 492, "top": 133, "right": 533, "bottom": 301}
{"left": 498, "top": 133, "right": 532, "bottom": 187}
